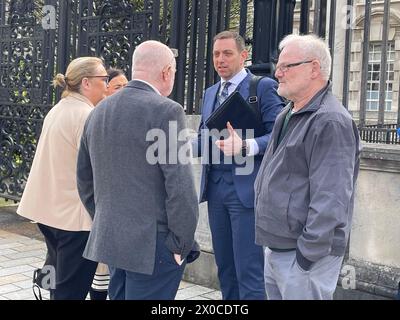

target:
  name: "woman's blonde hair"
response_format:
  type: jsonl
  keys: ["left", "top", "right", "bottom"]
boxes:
{"left": 53, "top": 57, "right": 105, "bottom": 98}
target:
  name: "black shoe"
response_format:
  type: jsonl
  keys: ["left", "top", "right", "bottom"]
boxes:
{"left": 89, "top": 288, "right": 108, "bottom": 300}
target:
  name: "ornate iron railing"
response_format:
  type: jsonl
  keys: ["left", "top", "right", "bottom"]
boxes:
{"left": 2, "top": 0, "right": 399, "bottom": 201}
{"left": 0, "top": 0, "right": 257, "bottom": 201}
{"left": 0, "top": 0, "right": 56, "bottom": 201}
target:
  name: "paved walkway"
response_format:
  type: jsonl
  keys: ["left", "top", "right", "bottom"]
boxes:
{"left": 0, "top": 228, "right": 221, "bottom": 300}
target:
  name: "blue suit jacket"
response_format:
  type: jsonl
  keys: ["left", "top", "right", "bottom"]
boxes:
{"left": 194, "top": 70, "right": 284, "bottom": 208}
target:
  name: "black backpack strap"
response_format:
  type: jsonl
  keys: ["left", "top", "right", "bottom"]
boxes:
{"left": 248, "top": 75, "right": 262, "bottom": 107}
{"left": 248, "top": 75, "right": 263, "bottom": 123}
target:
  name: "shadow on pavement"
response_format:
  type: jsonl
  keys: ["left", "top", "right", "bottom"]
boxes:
{"left": 0, "top": 205, "right": 44, "bottom": 241}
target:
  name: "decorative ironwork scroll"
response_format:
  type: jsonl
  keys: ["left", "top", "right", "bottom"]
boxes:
{"left": 0, "top": 0, "right": 56, "bottom": 201}
{"left": 78, "top": 0, "right": 152, "bottom": 76}
{"left": 0, "top": 0, "right": 254, "bottom": 201}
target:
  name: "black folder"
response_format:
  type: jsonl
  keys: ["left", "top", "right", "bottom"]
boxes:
{"left": 205, "top": 91, "right": 265, "bottom": 137}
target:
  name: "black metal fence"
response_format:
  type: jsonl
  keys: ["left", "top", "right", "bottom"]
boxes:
{"left": 1, "top": 0, "right": 57, "bottom": 201}
{"left": 293, "top": 0, "right": 399, "bottom": 144}
{"left": 359, "top": 124, "right": 399, "bottom": 145}
{"left": 342, "top": 0, "right": 399, "bottom": 144}
{"left": 0, "top": 0, "right": 261, "bottom": 201}
{"left": 1, "top": 0, "right": 400, "bottom": 201}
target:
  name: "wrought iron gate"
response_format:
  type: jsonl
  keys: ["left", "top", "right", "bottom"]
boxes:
{"left": 6, "top": 0, "right": 381, "bottom": 202}
{"left": 0, "top": 0, "right": 156, "bottom": 201}
{"left": 0, "top": 0, "right": 57, "bottom": 201}
{"left": 0, "top": 0, "right": 259, "bottom": 201}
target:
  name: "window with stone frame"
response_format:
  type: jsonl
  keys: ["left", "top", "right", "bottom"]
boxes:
{"left": 366, "top": 42, "right": 395, "bottom": 111}
{"left": 295, "top": 0, "right": 314, "bottom": 10}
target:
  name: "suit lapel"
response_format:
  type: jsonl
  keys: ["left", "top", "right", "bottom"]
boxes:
{"left": 237, "top": 72, "right": 252, "bottom": 100}
{"left": 203, "top": 84, "right": 220, "bottom": 122}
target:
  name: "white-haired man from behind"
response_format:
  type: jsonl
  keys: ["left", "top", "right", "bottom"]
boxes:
{"left": 77, "top": 40, "right": 199, "bottom": 300}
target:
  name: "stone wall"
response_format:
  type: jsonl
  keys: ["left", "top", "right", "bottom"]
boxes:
{"left": 343, "top": 143, "right": 400, "bottom": 298}
{"left": 183, "top": 115, "right": 400, "bottom": 299}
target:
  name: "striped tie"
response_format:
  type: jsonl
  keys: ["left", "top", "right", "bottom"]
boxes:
{"left": 218, "top": 81, "right": 231, "bottom": 105}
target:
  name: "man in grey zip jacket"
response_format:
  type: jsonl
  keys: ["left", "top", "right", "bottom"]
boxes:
{"left": 254, "top": 34, "right": 361, "bottom": 300}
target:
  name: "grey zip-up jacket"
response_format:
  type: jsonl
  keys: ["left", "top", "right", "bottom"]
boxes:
{"left": 254, "top": 83, "right": 361, "bottom": 271}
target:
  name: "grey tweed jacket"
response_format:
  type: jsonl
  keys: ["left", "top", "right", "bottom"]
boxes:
{"left": 77, "top": 80, "right": 199, "bottom": 275}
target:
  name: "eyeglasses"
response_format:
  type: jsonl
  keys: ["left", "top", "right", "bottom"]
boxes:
{"left": 275, "top": 60, "right": 313, "bottom": 73}
{"left": 85, "top": 75, "right": 110, "bottom": 85}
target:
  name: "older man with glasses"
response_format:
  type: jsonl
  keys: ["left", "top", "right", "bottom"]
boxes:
{"left": 254, "top": 34, "right": 361, "bottom": 300}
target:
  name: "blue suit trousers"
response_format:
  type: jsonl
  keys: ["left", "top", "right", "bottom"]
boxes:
{"left": 207, "top": 170, "right": 265, "bottom": 300}
{"left": 108, "top": 232, "right": 186, "bottom": 300}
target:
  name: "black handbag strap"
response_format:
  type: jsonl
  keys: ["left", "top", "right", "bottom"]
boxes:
{"left": 33, "top": 284, "right": 43, "bottom": 300}
{"left": 32, "top": 269, "right": 43, "bottom": 300}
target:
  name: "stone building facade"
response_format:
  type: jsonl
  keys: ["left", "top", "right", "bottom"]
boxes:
{"left": 292, "top": 0, "right": 400, "bottom": 124}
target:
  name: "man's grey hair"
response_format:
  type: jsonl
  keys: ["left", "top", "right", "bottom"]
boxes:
{"left": 279, "top": 34, "right": 331, "bottom": 80}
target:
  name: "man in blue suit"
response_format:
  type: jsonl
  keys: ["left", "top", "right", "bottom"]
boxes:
{"left": 193, "top": 31, "right": 284, "bottom": 300}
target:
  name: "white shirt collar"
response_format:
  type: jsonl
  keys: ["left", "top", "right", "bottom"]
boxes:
{"left": 134, "top": 79, "right": 161, "bottom": 96}
{"left": 220, "top": 68, "right": 247, "bottom": 89}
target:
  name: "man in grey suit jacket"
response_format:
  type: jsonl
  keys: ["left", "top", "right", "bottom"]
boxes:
{"left": 77, "top": 40, "right": 199, "bottom": 300}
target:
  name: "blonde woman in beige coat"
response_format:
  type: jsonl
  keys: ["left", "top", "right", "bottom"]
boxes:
{"left": 89, "top": 67, "right": 128, "bottom": 301}
{"left": 17, "top": 57, "right": 108, "bottom": 300}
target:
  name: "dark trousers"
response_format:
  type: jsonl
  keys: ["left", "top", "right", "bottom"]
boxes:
{"left": 207, "top": 171, "right": 265, "bottom": 300}
{"left": 108, "top": 232, "right": 186, "bottom": 300}
{"left": 37, "top": 223, "right": 97, "bottom": 300}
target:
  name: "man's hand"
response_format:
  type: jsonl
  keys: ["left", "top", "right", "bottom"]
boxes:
{"left": 215, "top": 122, "right": 243, "bottom": 156}
{"left": 174, "top": 253, "right": 184, "bottom": 265}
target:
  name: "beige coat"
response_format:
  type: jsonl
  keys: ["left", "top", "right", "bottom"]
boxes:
{"left": 17, "top": 93, "right": 94, "bottom": 231}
